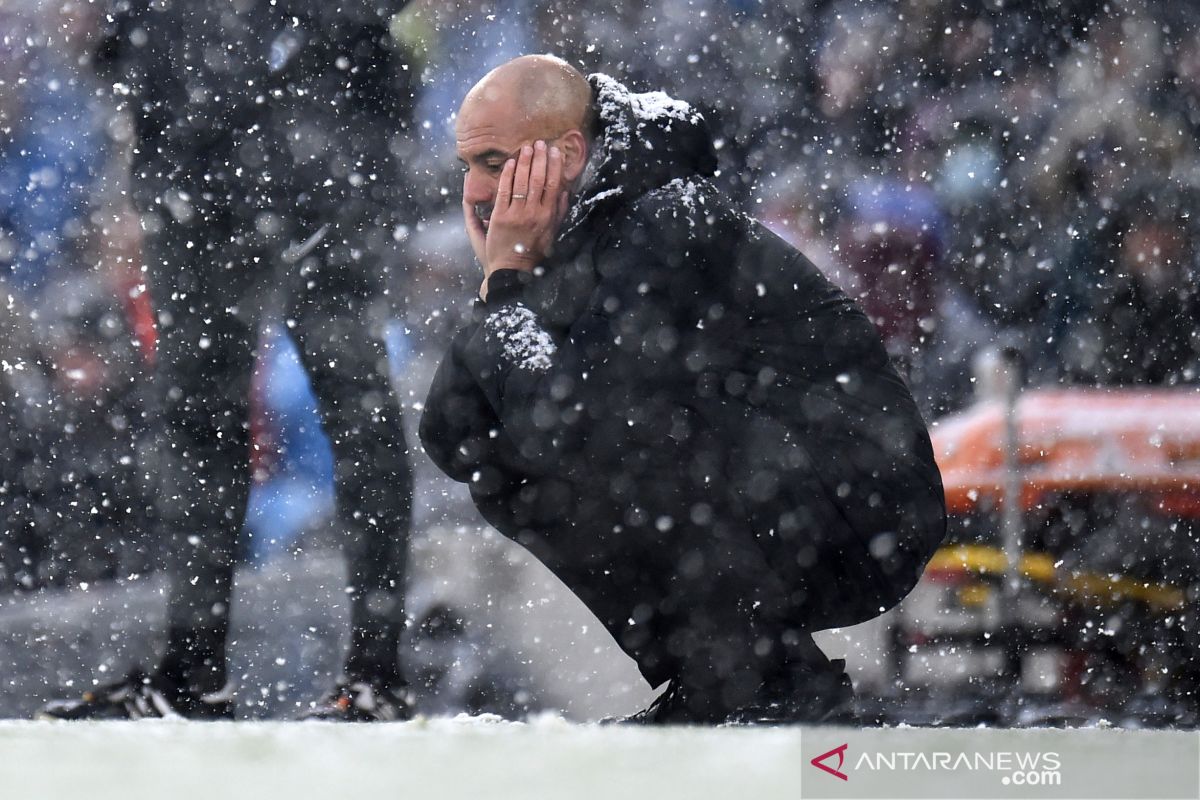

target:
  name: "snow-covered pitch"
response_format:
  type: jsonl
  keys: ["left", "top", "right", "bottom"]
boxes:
{"left": 3, "top": 717, "right": 1196, "bottom": 800}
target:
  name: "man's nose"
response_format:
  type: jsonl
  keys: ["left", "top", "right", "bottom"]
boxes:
{"left": 463, "top": 170, "right": 494, "bottom": 204}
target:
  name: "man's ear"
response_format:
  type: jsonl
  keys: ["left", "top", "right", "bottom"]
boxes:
{"left": 557, "top": 129, "right": 589, "bottom": 184}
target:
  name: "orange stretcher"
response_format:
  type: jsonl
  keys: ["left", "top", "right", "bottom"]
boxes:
{"left": 932, "top": 387, "right": 1200, "bottom": 518}
{"left": 923, "top": 387, "right": 1200, "bottom": 612}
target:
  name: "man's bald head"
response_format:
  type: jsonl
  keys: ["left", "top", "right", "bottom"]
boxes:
{"left": 460, "top": 55, "right": 594, "bottom": 142}
{"left": 456, "top": 55, "right": 596, "bottom": 247}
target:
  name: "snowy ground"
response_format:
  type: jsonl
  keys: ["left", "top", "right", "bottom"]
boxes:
{"left": 0, "top": 544, "right": 657, "bottom": 721}
{"left": 1, "top": 718, "right": 1195, "bottom": 800}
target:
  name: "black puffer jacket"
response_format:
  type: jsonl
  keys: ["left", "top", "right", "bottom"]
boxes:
{"left": 421, "top": 75, "right": 945, "bottom": 681}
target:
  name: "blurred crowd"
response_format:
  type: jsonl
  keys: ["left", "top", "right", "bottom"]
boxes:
{"left": 1, "top": 0, "right": 1198, "bottom": 591}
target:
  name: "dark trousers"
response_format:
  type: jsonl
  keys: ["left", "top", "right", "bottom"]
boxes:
{"left": 481, "top": 412, "right": 937, "bottom": 715}
{"left": 143, "top": 180, "right": 412, "bottom": 694}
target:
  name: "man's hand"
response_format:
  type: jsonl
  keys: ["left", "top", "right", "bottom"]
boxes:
{"left": 480, "top": 140, "right": 569, "bottom": 293}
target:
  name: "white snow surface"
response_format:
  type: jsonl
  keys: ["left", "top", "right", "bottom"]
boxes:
{"left": 484, "top": 303, "right": 556, "bottom": 372}
{"left": 2, "top": 719, "right": 1196, "bottom": 800}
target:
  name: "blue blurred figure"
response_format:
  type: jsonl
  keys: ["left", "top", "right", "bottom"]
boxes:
{"left": 245, "top": 321, "right": 412, "bottom": 565}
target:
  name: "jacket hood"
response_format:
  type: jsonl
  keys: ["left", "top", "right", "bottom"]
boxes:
{"left": 529, "top": 75, "right": 717, "bottom": 331}
{"left": 559, "top": 74, "right": 718, "bottom": 241}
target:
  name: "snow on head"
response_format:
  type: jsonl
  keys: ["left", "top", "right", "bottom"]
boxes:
{"left": 484, "top": 303, "right": 556, "bottom": 373}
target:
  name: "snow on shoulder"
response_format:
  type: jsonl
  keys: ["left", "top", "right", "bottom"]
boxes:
{"left": 643, "top": 176, "right": 724, "bottom": 235}
{"left": 484, "top": 303, "right": 556, "bottom": 373}
{"left": 591, "top": 73, "right": 704, "bottom": 149}
{"left": 652, "top": 177, "right": 709, "bottom": 206}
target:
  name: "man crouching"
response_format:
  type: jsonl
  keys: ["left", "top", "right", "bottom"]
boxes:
{"left": 419, "top": 55, "right": 947, "bottom": 724}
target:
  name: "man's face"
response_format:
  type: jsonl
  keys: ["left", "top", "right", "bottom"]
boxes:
{"left": 455, "top": 98, "right": 553, "bottom": 231}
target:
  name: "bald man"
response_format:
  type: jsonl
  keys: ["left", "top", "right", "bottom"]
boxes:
{"left": 420, "top": 56, "right": 946, "bottom": 724}
{"left": 454, "top": 56, "right": 590, "bottom": 298}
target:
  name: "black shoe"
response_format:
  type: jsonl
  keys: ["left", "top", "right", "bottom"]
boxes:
{"left": 299, "top": 680, "right": 415, "bottom": 722}
{"left": 37, "top": 668, "right": 235, "bottom": 721}
{"left": 611, "top": 661, "right": 857, "bottom": 726}
{"left": 724, "top": 659, "right": 857, "bottom": 726}
{"left": 725, "top": 672, "right": 856, "bottom": 725}
{"left": 606, "top": 680, "right": 725, "bottom": 725}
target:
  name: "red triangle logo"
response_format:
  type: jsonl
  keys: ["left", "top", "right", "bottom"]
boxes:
{"left": 811, "top": 743, "right": 849, "bottom": 781}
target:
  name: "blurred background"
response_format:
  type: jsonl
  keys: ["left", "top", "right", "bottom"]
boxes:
{"left": 0, "top": 0, "right": 1197, "bottom": 726}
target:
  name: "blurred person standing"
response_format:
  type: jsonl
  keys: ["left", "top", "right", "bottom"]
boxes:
{"left": 1058, "top": 183, "right": 1200, "bottom": 387}
{"left": 0, "top": 5, "right": 152, "bottom": 592}
{"left": 40, "top": 0, "right": 420, "bottom": 721}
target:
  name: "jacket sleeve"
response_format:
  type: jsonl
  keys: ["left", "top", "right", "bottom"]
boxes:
{"left": 447, "top": 269, "right": 606, "bottom": 478}
{"left": 418, "top": 316, "right": 539, "bottom": 493}
{"left": 419, "top": 326, "right": 489, "bottom": 483}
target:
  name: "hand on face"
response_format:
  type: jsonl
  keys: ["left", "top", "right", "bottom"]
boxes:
{"left": 464, "top": 140, "right": 570, "bottom": 288}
